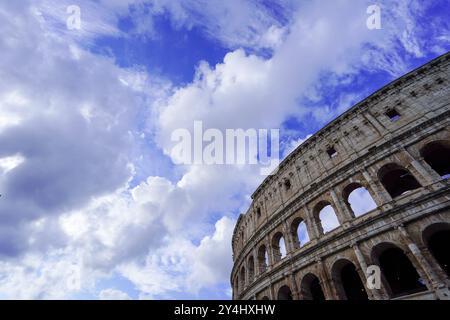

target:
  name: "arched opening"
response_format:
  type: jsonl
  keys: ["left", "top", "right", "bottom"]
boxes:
{"left": 257, "top": 245, "right": 269, "bottom": 273}
{"left": 272, "top": 232, "right": 287, "bottom": 263}
{"left": 332, "top": 259, "right": 368, "bottom": 300}
{"left": 342, "top": 183, "right": 377, "bottom": 217}
{"left": 423, "top": 223, "right": 450, "bottom": 278}
{"left": 240, "top": 266, "right": 246, "bottom": 291}
{"left": 248, "top": 256, "right": 255, "bottom": 283}
{"left": 374, "top": 244, "right": 427, "bottom": 298}
{"left": 277, "top": 285, "right": 293, "bottom": 300}
{"left": 291, "top": 217, "right": 310, "bottom": 248}
{"left": 300, "top": 273, "right": 325, "bottom": 300}
{"left": 378, "top": 163, "right": 421, "bottom": 198}
{"left": 421, "top": 141, "right": 450, "bottom": 179}
{"left": 315, "top": 201, "right": 340, "bottom": 234}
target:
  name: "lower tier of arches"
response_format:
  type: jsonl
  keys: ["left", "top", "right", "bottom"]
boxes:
{"left": 238, "top": 212, "right": 450, "bottom": 300}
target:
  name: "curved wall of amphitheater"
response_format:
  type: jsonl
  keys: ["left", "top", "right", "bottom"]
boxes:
{"left": 231, "top": 52, "right": 450, "bottom": 301}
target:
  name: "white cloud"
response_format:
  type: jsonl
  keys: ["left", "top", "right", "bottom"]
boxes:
{"left": 0, "top": 154, "right": 25, "bottom": 174}
{"left": 99, "top": 288, "right": 131, "bottom": 300}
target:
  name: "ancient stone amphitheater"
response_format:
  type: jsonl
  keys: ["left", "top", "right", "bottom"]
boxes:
{"left": 231, "top": 52, "right": 450, "bottom": 300}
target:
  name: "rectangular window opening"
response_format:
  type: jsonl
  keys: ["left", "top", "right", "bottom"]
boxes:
{"left": 385, "top": 108, "right": 401, "bottom": 122}
{"left": 327, "top": 147, "right": 337, "bottom": 158}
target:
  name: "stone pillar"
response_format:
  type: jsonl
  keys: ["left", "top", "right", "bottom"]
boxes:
{"left": 401, "top": 149, "right": 439, "bottom": 186}
{"left": 290, "top": 169, "right": 303, "bottom": 192}
{"left": 421, "top": 246, "right": 450, "bottom": 284}
{"left": 265, "top": 235, "right": 274, "bottom": 268}
{"left": 364, "top": 111, "right": 386, "bottom": 134}
{"left": 316, "top": 258, "right": 337, "bottom": 300}
{"left": 304, "top": 205, "right": 321, "bottom": 240}
{"left": 417, "top": 157, "right": 443, "bottom": 182}
{"left": 282, "top": 220, "right": 295, "bottom": 254}
{"left": 269, "top": 281, "right": 276, "bottom": 300}
{"left": 302, "top": 160, "right": 314, "bottom": 184}
{"left": 289, "top": 272, "right": 300, "bottom": 300}
{"left": 339, "top": 134, "right": 356, "bottom": 155}
{"left": 276, "top": 182, "right": 285, "bottom": 207}
{"left": 330, "top": 188, "right": 354, "bottom": 226}
{"left": 397, "top": 225, "right": 450, "bottom": 299}
{"left": 253, "top": 247, "right": 259, "bottom": 278}
{"left": 362, "top": 169, "right": 392, "bottom": 206}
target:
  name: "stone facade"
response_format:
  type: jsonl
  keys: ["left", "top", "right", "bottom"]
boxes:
{"left": 231, "top": 52, "right": 450, "bottom": 300}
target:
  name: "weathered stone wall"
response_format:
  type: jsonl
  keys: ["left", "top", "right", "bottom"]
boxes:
{"left": 231, "top": 52, "right": 450, "bottom": 300}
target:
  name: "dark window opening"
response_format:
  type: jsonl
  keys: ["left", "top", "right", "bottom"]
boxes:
{"left": 378, "top": 164, "right": 421, "bottom": 198}
{"left": 257, "top": 245, "right": 268, "bottom": 273}
{"left": 256, "top": 207, "right": 261, "bottom": 219}
{"left": 327, "top": 147, "right": 337, "bottom": 158}
{"left": 340, "top": 263, "right": 369, "bottom": 300}
{"left": 379, "top": 247, "right": 427, "bottom": 298}
{"left": 385, "top": 108, "right": 401, "bottom": 122}
{"left": 310, "top": 277, "right": 325, "bottom": 300}
{"left": 301, "top": 274, "right": 325, "bottom": 300}
{"left": 284, "top": 179, "right": 291, "bottom": 191}
{"left": 428, "top": 230, "right": 450, "bottom": 278}
{"left": 421, "top": 141, "right": 450, "bottom": 179}
{"left": 277, "top": 285, "right": 293, "bottom": 300}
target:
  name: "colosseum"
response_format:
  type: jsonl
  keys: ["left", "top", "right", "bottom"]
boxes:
{"left": 231, "top": 52, "right": 450, "bottom": 300}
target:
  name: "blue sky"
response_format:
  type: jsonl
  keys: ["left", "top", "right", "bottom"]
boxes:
{"left": 0, "top": 0, "right": 449, "bottom": 300}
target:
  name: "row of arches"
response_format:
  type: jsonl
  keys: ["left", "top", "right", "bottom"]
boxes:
{"left": 256, "top": 224, "right": 450, "bottom": 300}
{"left": 235, "top": 140, "right": 450, "bottom": 293}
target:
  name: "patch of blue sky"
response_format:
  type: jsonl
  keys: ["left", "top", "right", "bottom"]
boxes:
{"left": 90, "top": 11, "right": 229, "bottom": 86}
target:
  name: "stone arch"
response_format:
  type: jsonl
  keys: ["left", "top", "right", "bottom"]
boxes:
{"left": 257, "top": 244, "right": 269, "bottom": 273}
{"left": 331, "top": 258, "right": 368, "bottom": 300}
{"left": 342, "top": 182, "right": 377, "bottom": 217}
{"left": 291, "top": 217, "right": 310, "bottom": 248}
{"left": 272, "top": 232, "right": 287, "bottom": 263}
{"left": 422, "top": 222, "right": 450, "bottom": 278}
{"left": 300, "top": 273, "right": 326, "bottom": 300}
{"left": 277, "top": 285, "right": 293, "bottom": 300}
{"left": 420, "top": 140, "right": 450, "bottom": 179}
{"left": 313, "top": 200, "right": 340, "bottom": 234}
{"left": 377, "top": 163, "right": 421, "bottom": 198}
{"left": 247, "top": 255, "right": 255, "bottom": 284}
{"left": 371, "top": 242, "right": 427, "bottom": 298}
